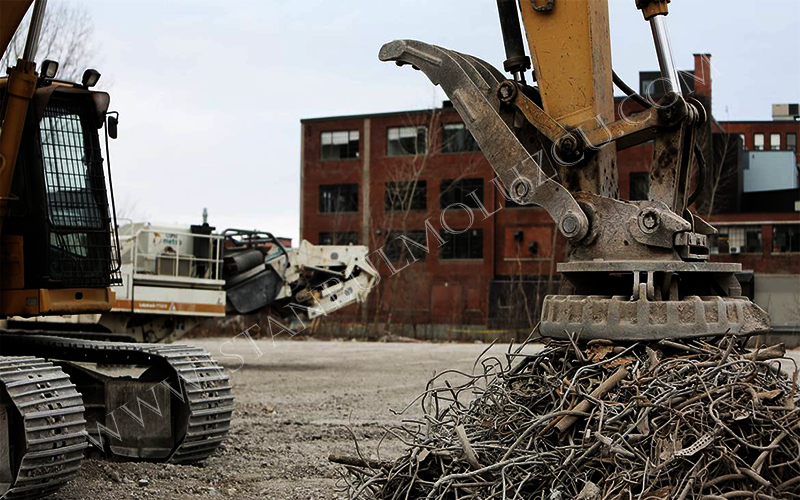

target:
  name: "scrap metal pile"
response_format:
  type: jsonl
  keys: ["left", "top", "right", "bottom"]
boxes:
{"left": 333, "top": 337, "right": 800, "bottom": 499}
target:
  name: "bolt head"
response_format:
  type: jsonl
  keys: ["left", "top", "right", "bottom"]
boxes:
{"left": 640, "top": 210, "right": 660, "bottom": 232}
{"left": 511, "top": 178, "right": 530, "bottom": 200}
{"left": 498, "top": 81, "right": 517, "bottom": 103}
{"left": 559, "top": 135, "right": 577, "bottom": 154}
{"left": 562, "top": 215, "right": 577, "bottom": 234}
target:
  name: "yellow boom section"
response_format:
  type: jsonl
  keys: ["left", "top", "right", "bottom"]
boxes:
{"left": 0, "top": 0, "right": 33, "bottom": 58}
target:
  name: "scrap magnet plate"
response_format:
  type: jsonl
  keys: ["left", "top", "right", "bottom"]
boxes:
{"left": 540, "top": 294, "right": 771, "bottom": 341}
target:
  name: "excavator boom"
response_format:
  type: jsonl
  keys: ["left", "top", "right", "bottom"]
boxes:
{"left": 0, "top": 0, "right": 33, "bottom": 58}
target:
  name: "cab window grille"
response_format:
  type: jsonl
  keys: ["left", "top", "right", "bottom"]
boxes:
{"left": 40, "top": 96, "right": 121, "bottom": 286}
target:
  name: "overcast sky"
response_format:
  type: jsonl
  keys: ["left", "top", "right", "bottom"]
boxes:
{"left": 79, "top": 0, "right": 799, "bottom": 243}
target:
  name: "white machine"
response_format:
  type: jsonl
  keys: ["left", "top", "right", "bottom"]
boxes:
{"left": 11, "top": 221, "right": 377, "bottom": 342}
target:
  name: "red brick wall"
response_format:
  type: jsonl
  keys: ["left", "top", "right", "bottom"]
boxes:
{"left": 300, "top": 52, "right": 798, "bottom": 326}
{"left": 301, "top": 117, "right": 364, "bottom": 239}
{"left": 718, "top": 121, "right": 800, "bottom": 164}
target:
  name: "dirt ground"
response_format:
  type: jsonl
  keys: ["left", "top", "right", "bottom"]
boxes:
{"left": 54, "top": 339, "right": 534, "bottom": 500}
{"left": 53, "top": 339, "right": 800, "bottom": 500}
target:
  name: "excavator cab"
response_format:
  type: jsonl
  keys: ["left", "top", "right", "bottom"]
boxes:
{"left": 0, "top": 74, "right": 120, "bottom": 317}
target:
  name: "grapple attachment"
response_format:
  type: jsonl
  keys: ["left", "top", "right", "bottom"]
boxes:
{"left": 380, "top": 36, "right": 770, "bottom": 341}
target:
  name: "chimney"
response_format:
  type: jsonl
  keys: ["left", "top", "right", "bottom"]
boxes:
{"left": 692, "top": 54, "right": 712, "bottom": 97}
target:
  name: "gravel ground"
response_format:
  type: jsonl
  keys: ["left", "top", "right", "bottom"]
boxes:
{"left": 54, "top": 339, "right": 530, "bottom": 500}
{"left": 52, "top": 339, "right": 800, "bottom": 500}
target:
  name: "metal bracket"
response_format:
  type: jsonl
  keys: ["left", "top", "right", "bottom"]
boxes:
{"left": 531, "top": 0, "right": 555, "bottom": 13}
{"left": 674, "top": 232, "right": 709, "bottom": 261}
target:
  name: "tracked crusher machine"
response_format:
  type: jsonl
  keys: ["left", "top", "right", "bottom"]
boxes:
{"left": 0, "top": 1, "right": 376, "bottom": 498}
{"left": 380, "top": 0, "right": 770, "bottom": 341}
{"left": 9, "top": 222, "right": 377, "bottom": 344}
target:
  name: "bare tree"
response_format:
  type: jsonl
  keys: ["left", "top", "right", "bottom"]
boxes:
{"left": 693, "top": 125, "right": 741, "bottom": 218}
{"left": 114, "top": 194, "right": 149, "bottom": 224}
{"left": 1, "top": 2, "right": 96, "bottom": 82}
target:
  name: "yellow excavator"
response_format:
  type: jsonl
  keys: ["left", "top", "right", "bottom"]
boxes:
{"left": 0, "top": 2, "right": 233, "bottom": 498}
{"left": 382, "top": 0, "right": 770, "bottom": 341}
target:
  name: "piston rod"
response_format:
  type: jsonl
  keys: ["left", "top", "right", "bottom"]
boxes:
{"left": 649, "top": 15, "right": 682, "bottom": 95}
{"left": 22, "top": 0, "right": 48, "bottom": 62}
{"left": 496, "top": 0, "right": 531, "bottom": 83}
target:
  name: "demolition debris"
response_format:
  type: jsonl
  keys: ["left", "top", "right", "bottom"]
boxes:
{"left": 333, "top": 337, "right": 800, "bottom": 499}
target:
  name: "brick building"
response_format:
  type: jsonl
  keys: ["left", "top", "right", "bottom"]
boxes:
{"left": 300, "top": 54, "right": 800, "bottom": 340}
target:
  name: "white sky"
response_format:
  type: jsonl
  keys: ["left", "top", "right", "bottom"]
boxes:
{"left": 80, "top": 0, "right": 799, "bottom": 243}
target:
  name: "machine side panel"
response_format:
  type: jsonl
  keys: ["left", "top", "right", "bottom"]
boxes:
{"left": 113, "top": 286, "right": 225, "bottom": 317}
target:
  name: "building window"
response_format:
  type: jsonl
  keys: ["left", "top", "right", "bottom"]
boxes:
{"left": 770, "top": 133, "right": 781, "bottom": 151}
{"left": 440, "top": 229, "right": 483, "bottom": 260}
{"left": 640, "top": 78, "right": 657, "bottom": 99}
{"left": 319, "top": 184, "right": 358, "bottom": 213}
{"left": 629, "top": 172, "right": 650, "bottom": 201}
{"left": 787, "top": 133, "right": 796, "bottom": 152}
{"left": 442, "top": 123, "right": 479, "bottom": 153}
{"left": 385, "top": 181, "right": 426, "bottom": 212}
{"left": 773, "top": 224, "right": 800, "bottom": 253}
{"left": 319, "top": 231, "right": 359, "bottom": 246}
{"left": 321, "top": 130, "right": 359, "bottom": 160}
{"left": 384, "top": 231, "right": 427, "bottom": 261}
{"left": 709, "top": 226, "right": 762, "bottom": 254}
{"left": 739, "top": 134, "right": 746, "bottom": 149}
{"left": 440, "top": 178, "right": 484, "bottom": 209}
{"left": 753, "top": 133, "right": 764, "bottom": 151}
{"left": 387, "top": 126, "right": 427, "bottom": 156}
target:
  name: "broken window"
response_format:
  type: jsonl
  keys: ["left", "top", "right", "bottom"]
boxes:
{"left": 442, "top": 123, "right": 479, "bottom": 153}
{"left": 440, "top": 178, "right": 484, "bottom": 209}
{"left": 387, "top": 126, "right": 427, "bottom": 156}
{"left": 709, "top": 226, "right": 762, "bottom": 255}
{"left": 384, "top": 231, "right": 427, "bottom": 261}
{"left": 319, "top": 184, "right": 358, "bottom": 213}
{"left": 440, "top": 228, "right": 483, "bottom": 260}
{"left": 629, "top": 172, "right": 650, "bottom": 201}
{"left": 318, "top": 231, "right": 359, "bottom": 246}
{"left": 385, "top": 181, "right": 427, "bottom": 212}
{"left": 321, "top": 130, "right": 359, "bottom": 160}
{"left": 773, "top": 224, "right": 800, "bottom": 254}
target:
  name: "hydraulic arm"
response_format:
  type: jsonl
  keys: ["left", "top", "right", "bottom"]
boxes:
{"left": 381, "top": 0, "right": 769, "bottom": 340}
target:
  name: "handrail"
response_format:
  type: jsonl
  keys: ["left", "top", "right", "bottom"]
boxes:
{"left": 120, "top": 224, "right": 226, "bottom": 280}
{"left": 222, "top": 228, "right": 290, "bottom": 267}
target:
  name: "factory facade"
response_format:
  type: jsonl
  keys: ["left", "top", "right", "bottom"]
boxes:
{"left": 299, "top": 54, "right": 800, "bottom": 341}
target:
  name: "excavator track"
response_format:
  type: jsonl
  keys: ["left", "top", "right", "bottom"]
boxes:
{"left": 0, "top": 334, "right": 234, "bottom": 467}
{"left": 0, "top": 357, "right": 87, "bottom": 500}
{"left": 150, "top": 343, "right": 235, "bottom": 464}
